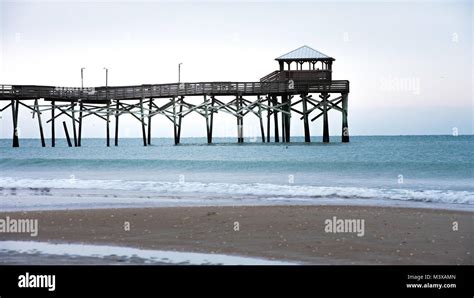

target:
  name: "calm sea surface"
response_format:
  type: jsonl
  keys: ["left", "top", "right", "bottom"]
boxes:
{"left": 0, "top": 136, "right": 472, "bottom": 210}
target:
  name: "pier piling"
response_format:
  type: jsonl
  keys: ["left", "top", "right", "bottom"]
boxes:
{"left": 177, "top": 97, "right": 183, "bottom": 144}
{"left": 11, "top": 99, "right": 19, "bottom": 147}
{"left": 147, "top": 98, "right": 153, "bottom": 145}
{"left": 115, "top": 100, "right": 119, "bottom": 146}
{"left": 34, "top": 99, "right": 46, "bottom": 147}
{"left": 283, "top": 95, "right": 291, "bottom": 143}
{"left": 302, "top": 95, "right": 311, "bottom": 142}
{"left": 51, "top": 100, "right": 55, "bottom": 147}
{"left": 266, "top": 97, "right": 271, "bottom": 143}
{"left": 272, "top": 96, "right": 279, "bottom": 143}
{"left": 236, "top": 96, "right": 244, "bottom": 143}
{"left": 78, "top": 100, "right": 83, "bottom": 147}
{"left": 106, "top": 101, "right": 110, "bottom": 147}
{"left": 140, "top": 98, "right": 147, "bottom": 146}
{"left": 321, "top": 93, "right": 330, "bottom": 143}
{"left": 71, "top": 102, "right": 77, "bottom": 146}
{"left": 63, "top": 121, "right": 72, "bottom": 147}
{"left": 342, "top": 93, "right": 349, "bottom": 143}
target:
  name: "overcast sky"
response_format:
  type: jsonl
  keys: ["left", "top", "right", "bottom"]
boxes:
{"left": 0, "top": 0, "right": 472, "bottom": 139}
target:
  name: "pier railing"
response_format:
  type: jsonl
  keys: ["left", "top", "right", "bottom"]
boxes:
{"left": 0, "top": 80, "right": 349, "bottom": 102}
{"left": 260, "top": 71, "right": 280, "bottom": 82}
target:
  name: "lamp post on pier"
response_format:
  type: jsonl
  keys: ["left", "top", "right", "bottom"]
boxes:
{"left": 103, "top": 67, "right": 108, "bottom": 90}
{"left": 81, "top": 67, "right": 85, "bottom": 89}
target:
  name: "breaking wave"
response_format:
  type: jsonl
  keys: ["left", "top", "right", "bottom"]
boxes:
{"left": 0, "top": 177, "right": 472, "bottom": 205}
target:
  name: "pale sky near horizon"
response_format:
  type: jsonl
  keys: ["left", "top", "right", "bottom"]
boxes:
{"left": 0, "top": 0, "right": 472, "bottom": 139}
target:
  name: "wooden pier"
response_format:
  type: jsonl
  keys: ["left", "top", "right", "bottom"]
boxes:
{"left": 0, "top": 46, "right": 350, "bottom": 147}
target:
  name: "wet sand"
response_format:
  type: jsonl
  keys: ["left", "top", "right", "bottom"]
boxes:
{"left": 0, "top": 205, "right": 472, "bottom": 264}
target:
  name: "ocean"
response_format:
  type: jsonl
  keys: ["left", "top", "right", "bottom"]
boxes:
{"left": 0, "top": 135, "right": 473, "bottom": 211}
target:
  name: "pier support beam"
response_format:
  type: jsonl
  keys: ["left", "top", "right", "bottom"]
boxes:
{"left": 51, "top": 100, "right": 55, "bottom": 147}
{"left": 173, "top": 97, "right": 179, "bottom": 145}
{"left": 78, "top": 100, "right": 83, "bottom": 147}
{"left": 115, "top": 100, "right": 119, "bottom": 146}
{"left": 272, "top": 96, "right": 279, "bottom": 142}
{"left": 266, "top": 96, "right": 271, "bottom": 143}
{"left": 63, "top": 121, "right": 72, "bottom": 147}
{"left": 140, "top": 98, "right": 147, "bottom": 146}
{"left": 281, "top": 102, "right": 286, "bottom": 143}
{"left": 177, "top": 97, "right": 183, "bottom": 144}
{"left": 302, "top": 94, "right": 311, "bottom": 143}
{"left": 210, "top": 97, "right": 215, "bottom": 144}
{"left": 71, "top": 102, "right": 77, "bottom": 147}
{"left": 106, "top": 101, "right": 110, "bottom": 147}
{"left": 205, "top": 96, "right": 215, "bottom": 144}
{"left": 11, "top": 100, "right": 19, "bottom": 147}
{"left": 205, "top": 95, "right": 210, "bottom": 143}
{"left": 284, "top": 95, "right": 291, "bottom": 143}
{"left": 342, "top": 93, "right": 349, "bottom": 143}
{"left": 320, "top": 93, "right": 330, "bottom": 143}
{"left": 34, "top": 99, "right": 46, "bottom": 147}
{"left": 258, "top": 96, "right": 265, "bottom": 142}
{"left": 147, "top": 98, "right": 153, "bottom": 145}
{"left": 237, "top": 96, "right": 244, "bottom": 143}
{"left": 280, "top": 95, "right": 291, "bottom": 143}
{"left": 171, "top": 96, "right": 185, "bottom": 145}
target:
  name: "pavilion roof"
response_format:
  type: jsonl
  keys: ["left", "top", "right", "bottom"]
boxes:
{"left": 276, "top": 45, "right": 334, "bottom": 61}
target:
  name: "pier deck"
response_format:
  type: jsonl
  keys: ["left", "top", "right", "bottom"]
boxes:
{"left": 0, "top": 80, "right": 349, "bottom": 102}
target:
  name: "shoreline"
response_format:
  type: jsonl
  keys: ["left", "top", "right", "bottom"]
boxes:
{"left": 2, "top": 200, "right": 473, "bottom": 212}
{"left": 1, "top": 184, "right": 473, "bottom": 212}
{"left": 0, "top": 205, "right": 472, "bottom": 265}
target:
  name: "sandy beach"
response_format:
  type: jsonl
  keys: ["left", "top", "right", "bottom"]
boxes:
{"left": 0, "top": 205, "right": 472, "bottom": 265}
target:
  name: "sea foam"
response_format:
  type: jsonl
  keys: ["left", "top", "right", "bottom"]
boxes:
{"left": 0, "top": 177, "right": 473, "bottom": 210}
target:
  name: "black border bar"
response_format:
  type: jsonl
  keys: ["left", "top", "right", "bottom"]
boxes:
{"left": 0, "top": 265, "right": 472, "bottom": 297}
